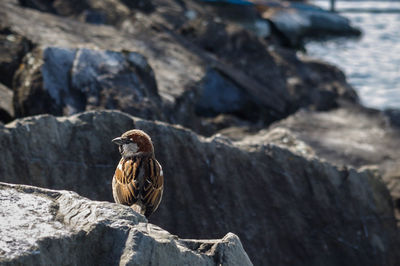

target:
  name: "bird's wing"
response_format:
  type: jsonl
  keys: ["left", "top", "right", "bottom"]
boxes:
{"left": 143, "top": 158, "right": 164, "bottom": 217}
{"left": 113, "top": 158, "right": 141, "bottom": 206}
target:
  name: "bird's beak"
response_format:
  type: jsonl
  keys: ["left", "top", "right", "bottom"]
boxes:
{"left": 112, "top": 137, "right": 126, "bottom": 145}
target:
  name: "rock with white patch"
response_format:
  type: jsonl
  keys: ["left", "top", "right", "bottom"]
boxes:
{"left": 0, "top": 182, "right": 252, "bottom": 266}
{"left": 13, "top": 46, "right": 163, "bottom": 120}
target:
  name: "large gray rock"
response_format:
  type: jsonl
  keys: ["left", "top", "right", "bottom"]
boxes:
{"left": 0, "top": 182, "right": 251, "bottom": 265}
{"left": 0, "top": 0, "right": 204, "bottom": 118}
{"left": 270, "top": 103, "right": 400, "bottom": 226}
{"left": 13, "top": 46, "right": 163, "bottom": 119}
{"left": 0, "top": 110, "right": 399, "bottom": 265}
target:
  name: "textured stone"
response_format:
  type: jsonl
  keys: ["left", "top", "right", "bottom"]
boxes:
{"left": 0, "top": 110, "right": 399, "bottom": 265}
{"left": 0, "top": 27, "right": 32, "bottom": 88}
{"left": 258, "top": 2, "right": 361, "bottom": 47}
{"left": 2, "top": 0, "right": 357, "bottom": 132}
{"left": 0, "top": 83, "right": 14, "bottom": 123}
{"left": 271, "top": 103, "right": 400, "bottom": 226}
{"left": 0, "top": 182, "right": 251, "bottom": 265}
{"left": 13, "top": 46, "right": 163, "bottom": 119}
{"left": 18, "top": 0, "right": 134, "bottom": 25}
{"left": 178, "top": 18, "right": 358, "bottom": 121}
{"left": 195, "top": 68, "right": 255, "bottom": 117}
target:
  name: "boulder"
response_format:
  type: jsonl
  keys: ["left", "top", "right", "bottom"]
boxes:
{"left": 385, "top": 108, "right": 400, "bottom": 128}
{"left": 0, "top": 27, "right": 32, "bottom": 88}
{"left": 0, "top": 83, "right": 14, "bottom": 123}
{"left": 178, "top": 18, "right": 358, "bottom": 119}
{"left": 0, "top": 110, "right": 399, "bottom": 265}
{"left": 17, "top": 0, "right": 149, "bottom": 26}
{"left": 0, "top": 182, "right": 252, "bottom": 265}
{"left": 270, "top": 103, "right": 400, "bottom": 224}
{"left": 2, "top": 0, "right": 357, "bottom": 132}
{"left": 194, "top": 68, "right": 256, "bottom": 118}
{"left": 13, "top": 46, "right": 163, "bottom": 119}
{"left": 257, "top": 2, "right": 361, "bottom": 47}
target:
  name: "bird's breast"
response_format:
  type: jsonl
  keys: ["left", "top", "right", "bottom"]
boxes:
{"left": 115, "top": 157, "right": 142, "bottom": 184}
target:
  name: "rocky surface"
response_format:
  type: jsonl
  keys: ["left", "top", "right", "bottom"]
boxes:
{"left": 0, "top": 110, "right": 399, "bottom": 265}
{"left": 17, "top": 0, "right": 153, "bottom": 25}
{"left": 385, "top": 108, "right": 400, "bottom": 128}
{"left": 1, "top": 0, "right": 357, "bottom": 134}
{"left": 0, "top": 27, "right": 32, "bottom": 88}
{"left": 0, "top": 182, "right": 252, "bottom": 266}
{"left": 13, "top": 46, "right": 163, "bottom": 119}
{"left": 256, "top": 2, "right": 361, "bottom": 47}
{"left": 0, "top": 83, "right": 14, "bottom": 123}
{"left": 269, "top": 103, "right": 400, "bottom": 225}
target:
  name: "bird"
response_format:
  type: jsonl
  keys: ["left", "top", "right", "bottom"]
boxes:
{"left": 111, "top": 129, "right": 164, "bottom": 218}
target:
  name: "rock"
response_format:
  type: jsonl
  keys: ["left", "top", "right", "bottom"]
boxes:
{"left": 17, "top": 0, "right": 135, "bottom": 26}
{"left": 384, "top": 108, "right": 400, "bottom": 128}
{"left": 55, "top": 0, "right": 132, "bottom": 25}
{"left": 178, "top": 19, "right": 288, "bottom": 121}
{"left": 200, "top": 114, "right": 258, "bottom": 137}
{"left": 195, "top": 68, "right": 256, "bottom": 118}
{"left": 155, "top": 0, "right": 269, "bottom": 38}
{"left": 0, "top": 182, "right": 252, "bottom": 265}
{"left": 0, "top": 27, "right": 32, "bottom": 88}
{"left": 235, "top": 127, "right": 316, "bottom": 158}
{"left": 299, "top": 58, "right": 358, "bottom": 109}
{"left": 270, "top": 103, "right": 400, "bottom": 224}
{"left": 178, "top": 18, "right": 358, "bottom": 121}
{"left": 258, "top": 2, "right": 361, "bottom": 47}
{"left": 0, "top": 111, "right": 134, "bottom": 200}
{"left": 17, "top": 0, "right": 56, "bottom": 13}
{"left": 0, "top": 110, "right": 399, "bottom": 265}
{"left": 0, "top": 83, "right": 14, "bottom": 123}
{"left": 120, "top": 0, "right": 154, "bottom": 13}
{"left": 13, "top": 46, "right": 163, "bottom": 119}
{"left": 1, "top": 0, "right": 357, "bottom": 133}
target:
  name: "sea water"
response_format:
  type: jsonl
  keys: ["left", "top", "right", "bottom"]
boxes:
{"left": 305, "top": 0, "right": 400, "bottom": 110}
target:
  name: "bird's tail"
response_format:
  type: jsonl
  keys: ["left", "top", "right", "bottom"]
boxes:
{"left": 131, "top": 202, "right": 145, "bottom": 216}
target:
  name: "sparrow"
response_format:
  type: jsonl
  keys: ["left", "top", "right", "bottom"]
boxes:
{"left": 111, "top": 129, "right": 164, "bottom": 218}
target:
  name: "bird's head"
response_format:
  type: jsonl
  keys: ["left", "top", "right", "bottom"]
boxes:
{"left": 112, "top": 129, "right": 154, "bottom": 159}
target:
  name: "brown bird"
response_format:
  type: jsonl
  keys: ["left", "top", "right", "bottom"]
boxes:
{"left": 111, "top": 129, "right": 163, "bottom": 218}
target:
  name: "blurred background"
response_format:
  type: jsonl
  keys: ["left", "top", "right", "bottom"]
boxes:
{"left": 306, "top": 0, "right": 400, "bottom": 110}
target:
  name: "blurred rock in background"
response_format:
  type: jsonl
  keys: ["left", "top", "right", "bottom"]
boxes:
{"left": 1, "top": 0, "right": 359, "bottom": 136}
{"left": 0, "top": 83, "right": 14, "bottom": 123}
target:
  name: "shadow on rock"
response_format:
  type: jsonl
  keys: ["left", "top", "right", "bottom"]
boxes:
{"left": 0, "top": 110, "right": 399, "bottom": 265}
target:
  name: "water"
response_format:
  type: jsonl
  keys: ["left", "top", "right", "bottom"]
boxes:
{"left": 304, "top": 1, "right": 400, "bottom": 110}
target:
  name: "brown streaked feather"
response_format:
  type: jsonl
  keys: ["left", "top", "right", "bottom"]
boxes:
{"left": 112, "top": 157, "right": 163, "bottom": 218}
{"left": 143, "top": 159, "right": 163, "bottom": 217}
